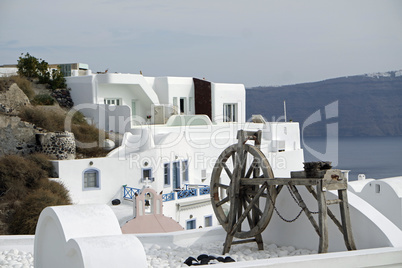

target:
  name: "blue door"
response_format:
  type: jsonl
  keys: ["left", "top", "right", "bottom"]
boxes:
{"left": 173, "top": 162, "right": 180, "bottom": 189}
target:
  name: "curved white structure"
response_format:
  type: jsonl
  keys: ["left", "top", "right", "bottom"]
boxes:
{"left": 349, "top": 176, "right": 402, "bottom": 230}
{"left": 34, "top": 204, "right": 146, "bottom": 268}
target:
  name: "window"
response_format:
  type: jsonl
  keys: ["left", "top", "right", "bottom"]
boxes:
{"left": 186, "top": 219, "right": 196, "bottom": 230}
{"left": 182, "top": 160, "right": 189, "bottom": 182}
{"left": 104, "top": 98, "right": 121, "bottom": 105}
{"left": 164, "top": 163, "right": 170, "bottom": 186}
{"left": 83, "top": 169, "right": 100, "bottom": 190}
{"left": 375, "top": 184, "right": 381, "bottom": 193}
{"left": 173, "top": 162, "right": 180, "bottom": 189}
{"left": 223, "top": 103, "right": 237, "bottom": 122}
{"left": 180, "top": 98, "right": 186, "bottom": 114}
{"left": 142, "top": 168, "right": 154, "bottom": 183}
{"left": 131, "top": 100, "right": 136, "bottom": 116}
{"left": 204, "top": 215, "right": 212, "bottom": 227}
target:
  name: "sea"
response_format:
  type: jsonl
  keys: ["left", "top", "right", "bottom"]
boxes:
{"left": 301, "top": 136, "right": 402, "bottom": 181}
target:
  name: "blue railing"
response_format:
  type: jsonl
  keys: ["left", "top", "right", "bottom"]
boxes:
{"left": 199, "top": 186, "right": 210, "bottom": 195}
{"left": 123, "top": 185, "right": 141, "bottom": 200}
{"left": 162, "top": 192, "right": 175, "bottom": 202}
{"left": 123, "top": 185, "right": 210, "bottom": 202}
{"left": 177, "top": 188, "right": 197, "bottom": 199}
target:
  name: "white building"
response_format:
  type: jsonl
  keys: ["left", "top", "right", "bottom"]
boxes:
{"left": 51, "top": 68, "right": 304, "bottom": 230}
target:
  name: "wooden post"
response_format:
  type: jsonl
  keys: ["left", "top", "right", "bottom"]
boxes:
{"left": 338, "top": 189, "right": 357, "bottom": 250}
{"left": 317, "top": 180, "right": 328, "bottom": 253}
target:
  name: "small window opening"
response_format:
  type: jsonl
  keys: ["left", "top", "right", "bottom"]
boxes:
{"left": 182, "top": 160, "right": 189, "bottom": 182}
{"left": 186, "top": 219, "right": 196, "bottom": 230}
{"left": 180, "top": 98, "right": 186, "bottom": 114}
{"left": 204, "top": 215, "right": 212, "bottom": 227}
{"left": 144, "top": 192, "right": 153, "bottom": 214}
{"left": 375, "top": 184, "right": 381, "bottom": 193}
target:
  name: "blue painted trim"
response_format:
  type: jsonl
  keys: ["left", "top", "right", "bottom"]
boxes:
{"left": 82, "top": 168, "right": 101, "bottom": 191}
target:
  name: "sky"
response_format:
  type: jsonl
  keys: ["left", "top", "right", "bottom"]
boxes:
{"left": 0, "top": 0, "right": 401, "bottom": 87}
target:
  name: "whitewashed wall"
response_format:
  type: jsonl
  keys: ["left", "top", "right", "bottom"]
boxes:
{"left": 211, "top": 82, "right": 245, "bottom": 123}
{"left": 349, "top": 177, "right": 402, "bottom": 230}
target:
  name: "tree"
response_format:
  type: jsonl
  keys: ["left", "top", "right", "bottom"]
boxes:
{"left": 16, "top": 52, "right": 67, "bottom": 90}
{"left": 17, "top": 52, "right": 39, "bottom": 78}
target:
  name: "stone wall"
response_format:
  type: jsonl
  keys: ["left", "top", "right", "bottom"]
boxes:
{"left": 36, "top": 132, "right": 76, "bottom": 160}
{"left": 0, "top": 114, "right": 77, "bottom": 159}
{"left": 51, "top": 89, "right": 74, "bottom": 108}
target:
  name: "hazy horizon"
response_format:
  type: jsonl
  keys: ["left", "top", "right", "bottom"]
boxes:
{"left": 1, "top": 0, "right": 401, "bottom": 87}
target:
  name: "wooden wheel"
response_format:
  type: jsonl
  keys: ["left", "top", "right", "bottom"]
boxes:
{"left": 210, "top": 143, "right": 277, "bottom": 239}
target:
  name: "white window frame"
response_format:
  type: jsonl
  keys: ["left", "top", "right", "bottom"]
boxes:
{"left": 223, "top": 103, "right": 237, "bottom": 122}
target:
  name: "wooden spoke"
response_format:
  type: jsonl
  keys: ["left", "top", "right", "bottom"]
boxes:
{"left": 242, "top": 198, "right": 255, "bottom": 228}
{"left": 215, "top": 196, "right": 229, "bottom": 207}
{"left": 245, "top": 160, "right": 257, "bottom": 178}
{"left": 241, "top": 151, "right": 248, "bottom": 178}
{"left": 221, "top": 162, "right": 233, "bottom": 179}
{"left": 244, "top": 195, "right": 263, "bottom": 216}
{"left": 216, "top": 183, "right": 229, "bottom": 189}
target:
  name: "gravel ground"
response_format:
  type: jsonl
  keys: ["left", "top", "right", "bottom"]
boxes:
{"left": 1, "top": 241, "right": 316, "bottom": 267}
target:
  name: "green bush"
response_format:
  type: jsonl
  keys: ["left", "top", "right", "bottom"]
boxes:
{"left": 17, "top": 53, "right": 39, "bottom": 78}
{"left": 71, "top": 110, "right": 86, "bottom": 124}
{"left": 37, "top": 60, "right": 50, "bottom": 84}
{"left": 31, "top": 94, "right": 55, "bottom": 106}
{"left": 50, "top": 69, "right": 66, "bottom": 90}
{"left": 17, "top": 53, "right": 67, "bottom": 90}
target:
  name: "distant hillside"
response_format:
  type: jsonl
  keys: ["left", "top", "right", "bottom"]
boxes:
{"left": 246, "top": 71, "right": 402, "bottom": 137}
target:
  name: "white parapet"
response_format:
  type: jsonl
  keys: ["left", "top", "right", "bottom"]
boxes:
{"left": 34, "top": 204, "right": 147, "bottom": 268}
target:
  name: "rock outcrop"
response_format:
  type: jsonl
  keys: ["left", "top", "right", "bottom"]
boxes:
{"left": 0, "top": 114, "right": 39, "bottom": 156}
{"left": 0, "top": 82, "right": 76, "bottom": 159}
{"left": 0, "top": 83, "right": 30, "bottom": 114}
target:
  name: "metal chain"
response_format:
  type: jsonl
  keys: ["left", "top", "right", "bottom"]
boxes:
{"left": 286, "top": 184, "right": 319, "bottom": 215}
{"left": 265, "top": 184, "right": 319, "bottom": 223}
{"left": 265, "top": 186, "right": 304, "bottom": 223}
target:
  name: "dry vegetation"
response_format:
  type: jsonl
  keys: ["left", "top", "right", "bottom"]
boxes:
{"left": 18, "top": 105, "right": 109, "bottom": 158}
{"left": 0, "top": 154, "right": 71, "bottom": 234}
{"left": 0, "top": 76, "right": 35, "bottom": 99}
